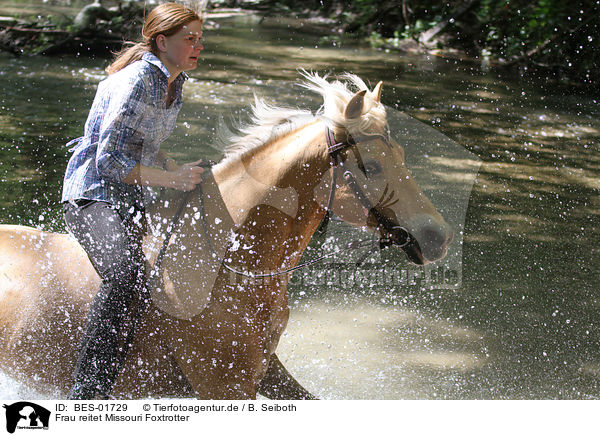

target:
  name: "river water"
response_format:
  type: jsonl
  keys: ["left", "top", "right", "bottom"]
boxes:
{"left": 1, "top": 1, "right": 599, "bottom": 400}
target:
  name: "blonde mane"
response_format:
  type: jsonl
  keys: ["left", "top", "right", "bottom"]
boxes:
{"left": 298, "top": 70, "right": 386, "bottom": 135}
{"left": 216, "top": 71, "right": 386, "bottom": 167}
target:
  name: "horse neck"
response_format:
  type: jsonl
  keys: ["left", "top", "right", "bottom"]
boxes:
{"left": 211, "top": 119, "right": 331, "bottom": 270}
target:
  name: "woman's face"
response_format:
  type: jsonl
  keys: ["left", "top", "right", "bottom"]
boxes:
{"left": 158, "top": 19, "right": 204, "bottom": 76}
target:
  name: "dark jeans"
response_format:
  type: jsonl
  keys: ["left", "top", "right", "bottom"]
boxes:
{"left": 63, "top": 199, "right": 147, "bottom": 399}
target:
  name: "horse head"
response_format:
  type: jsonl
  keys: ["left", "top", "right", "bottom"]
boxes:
{"left": 211, "top": 72, "right": 452, "bottom": 269}
{"left": 308, "top": 73, "right": 453, "bottom": 264}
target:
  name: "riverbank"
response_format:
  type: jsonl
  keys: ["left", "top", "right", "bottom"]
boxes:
{"left": 0, "top": 5, "right": 256, "bottom": 56}
{"left": 0, "top": 0, "right": 596, "bottom": 96}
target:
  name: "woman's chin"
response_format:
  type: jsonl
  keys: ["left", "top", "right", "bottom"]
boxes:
{"left": 186, "top": 59, "right": 199, "bottom": 69}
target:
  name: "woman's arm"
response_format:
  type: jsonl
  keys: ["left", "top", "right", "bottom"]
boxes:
{"left": 95, "top": 78, "right": 149, "bottom": 183}
{"left": 123, "top": 159, "right": 204, "bottom": 191}
{"left": 94, "top": 75, "right": 203, "bottom": 191}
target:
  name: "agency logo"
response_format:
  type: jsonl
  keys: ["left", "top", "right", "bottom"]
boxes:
{"left": 2, "top": 402, "right": 50, "bottom": 434}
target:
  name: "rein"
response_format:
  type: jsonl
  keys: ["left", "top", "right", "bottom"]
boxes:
{"left": 193, "top": 171, "right": 374, "bottom": 279}
{"left": 153, "top": 125, "right": 410, "bottom": 280}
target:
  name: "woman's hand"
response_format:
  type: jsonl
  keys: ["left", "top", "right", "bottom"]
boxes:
{"left": 170, "top": 159, "right": 204, "bottom": 191}
{"left": 163, "top": 157, "right": 179, "bottom": 172}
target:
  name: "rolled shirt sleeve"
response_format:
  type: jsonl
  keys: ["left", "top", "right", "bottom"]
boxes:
{"left": 95, "top": 74, "right": 150, "bottom": 182}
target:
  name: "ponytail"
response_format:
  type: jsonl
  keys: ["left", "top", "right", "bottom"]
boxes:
{"left": 105, "top": 42, "right": 151, "bottom": 75}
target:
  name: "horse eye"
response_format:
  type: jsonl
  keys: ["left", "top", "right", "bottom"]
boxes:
{"left": 365, "top": 161, "right": 382, "bottom": 176}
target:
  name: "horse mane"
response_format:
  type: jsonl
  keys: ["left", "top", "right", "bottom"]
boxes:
{"left": 298, "top": 70, "right": 386, "bottom": 135}
{"left": 215, "top": 71, "right": 386, "bottom": 166}
{"left": 217, "top": 98, "right": 314, "bottom": 162}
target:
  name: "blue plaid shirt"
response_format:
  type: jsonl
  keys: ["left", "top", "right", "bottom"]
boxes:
{"left": 62, "top": 52, "right": 187, "bottom": 214}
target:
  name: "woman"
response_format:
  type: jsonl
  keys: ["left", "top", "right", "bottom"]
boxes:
{"left": 62, "top": 2, "right": 204, "bottom": 400}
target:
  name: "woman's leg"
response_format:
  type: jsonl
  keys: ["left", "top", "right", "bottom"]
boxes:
{"left": 63, "top": 200, "right": 146, "bottom": 399}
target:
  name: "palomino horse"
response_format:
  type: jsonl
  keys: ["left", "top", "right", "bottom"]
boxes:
{"left": 0, "top": 72, "right": 452, "bottom": 399}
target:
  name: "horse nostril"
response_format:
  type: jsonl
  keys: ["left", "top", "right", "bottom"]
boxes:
{"left": 403, "top": 215, "right": 453, "bottom": 263}
{"left": 422, "top": 225, "right": 447, "bottom": 249}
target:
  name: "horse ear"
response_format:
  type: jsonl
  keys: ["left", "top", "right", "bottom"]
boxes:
{"left": 372, "top": 81, "right": 383, "bottom": 102}
{"left": 344, "top": 90, "right": 367, "bottom": 119}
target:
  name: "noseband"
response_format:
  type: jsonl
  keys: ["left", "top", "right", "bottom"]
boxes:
{"left": 324, "top": 126, "right": 412, "bottom": 249}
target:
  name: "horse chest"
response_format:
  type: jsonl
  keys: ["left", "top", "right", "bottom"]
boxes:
{"left": 230, "top": 282, "right": 289, "bottom": 337}
{"left": 224, "top": 281, "right": 290, "bottom": 359}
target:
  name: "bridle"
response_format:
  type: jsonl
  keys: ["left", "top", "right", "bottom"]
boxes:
{"left": 323, "top": 126, "right": 412, "bottom": 250}
{"left": 152, "top": 125, "right": 412, "bottom": 280}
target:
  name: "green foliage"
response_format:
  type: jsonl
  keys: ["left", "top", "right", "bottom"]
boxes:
{"left": 260, "top": 0, "right": 599, "bottom": 86}
{"left": 474, "top": 0, "right": 599, "bottom": 83}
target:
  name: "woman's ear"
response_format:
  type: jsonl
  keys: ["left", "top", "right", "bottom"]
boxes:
{"left": 155, "top": 34, "right": 167, "bottom": 53}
